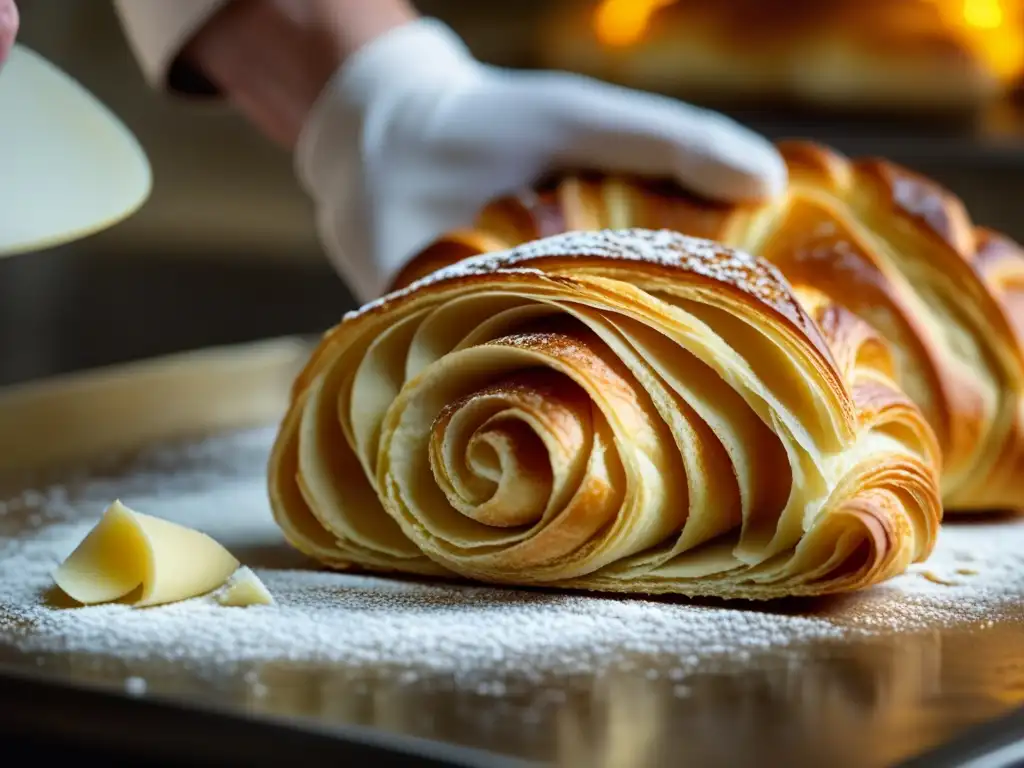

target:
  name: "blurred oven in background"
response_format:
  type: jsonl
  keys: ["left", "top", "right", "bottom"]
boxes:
{"left": 5, "top": 0, "right": 1024, "bottom": 387}
{"left": 409, "top": 0, "right": 1024, "bottom": 234}
{"left": 541, "top": 0, "right": 1024, "bottom": 114}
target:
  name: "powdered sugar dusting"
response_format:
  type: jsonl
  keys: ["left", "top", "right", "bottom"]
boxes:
{"left": 1, "top": 427, "right": 1021, "bottom": 682}
{"left": 346, "top": 230, "right": 809, "bottom": 332}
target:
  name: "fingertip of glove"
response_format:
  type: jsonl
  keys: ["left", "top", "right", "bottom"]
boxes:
{"left": 685, "top": 130, "right": 788, "bottom": 203}
{"left": 729, "top": 144, "right": 789, "bottom": 201}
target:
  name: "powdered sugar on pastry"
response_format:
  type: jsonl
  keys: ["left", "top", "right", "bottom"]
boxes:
{"left": 0, "top": 427, "right": 1019, "bottom": 679}
{"left": 348, "top": 229, "right": 807, "bottom": 329}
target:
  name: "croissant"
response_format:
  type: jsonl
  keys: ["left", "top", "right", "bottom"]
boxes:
{"left": 269, "top": 229, "right": 940, "bottom": 599}
{"left": 393, "top": 141, "right": 1024, "bottom": 513}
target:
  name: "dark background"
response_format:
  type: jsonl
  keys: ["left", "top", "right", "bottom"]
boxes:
{"left": 7, "top": 0, "right": 1024, "bottom": 387}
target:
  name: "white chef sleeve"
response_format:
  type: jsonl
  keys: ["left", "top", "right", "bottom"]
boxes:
{"left": 112, "top": 0, "right": 229, "bottom": 93}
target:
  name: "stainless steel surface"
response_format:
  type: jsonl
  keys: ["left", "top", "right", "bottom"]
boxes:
{"left": 0, "top": 349, "right": 1022, "bottom": 767}
{"left": 3, "top": 618, "right": 1022, "bottom": 767}
{"left": 1, "top": 613, "right": 1023, "bottom": 767}
{"left": 1, "top": 521, "right": 1022, "bottom": 767}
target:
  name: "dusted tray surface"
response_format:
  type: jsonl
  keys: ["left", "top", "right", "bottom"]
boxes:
{"left": 1, "top": 343, "right": 1023, "bottom": 767}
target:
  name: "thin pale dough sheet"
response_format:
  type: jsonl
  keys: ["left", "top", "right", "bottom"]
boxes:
{"left": 53, "top": 500, "right": 240, "bottom": 608}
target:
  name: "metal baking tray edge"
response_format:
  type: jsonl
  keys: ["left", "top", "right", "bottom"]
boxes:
{"left": 0, "top": 336, "right": 314, "bottom": 477}
{"left": 0, "top": 662, "right": 534, "bottom": 767}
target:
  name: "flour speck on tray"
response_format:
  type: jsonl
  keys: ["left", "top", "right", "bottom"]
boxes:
{"left": 1, "top": 427, "right": 1022, "bottom": 682}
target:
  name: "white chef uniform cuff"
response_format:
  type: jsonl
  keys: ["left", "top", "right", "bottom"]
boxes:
{"left": 113, "top": 0, "right": 229, "bottom": 95}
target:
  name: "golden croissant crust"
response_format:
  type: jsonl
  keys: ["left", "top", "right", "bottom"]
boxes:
{"left": 393, "top": 141, "right": 1024, "bottom": 513}
{"left": 269, "top": 229, "right": 941, "bottom": 599}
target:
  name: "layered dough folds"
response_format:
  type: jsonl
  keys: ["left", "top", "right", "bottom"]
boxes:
{"left": 395, "top": 141, "right": 1024, "bottom": 512}
{"left": 269, "top": 230, "right": 940, "bottom": 598}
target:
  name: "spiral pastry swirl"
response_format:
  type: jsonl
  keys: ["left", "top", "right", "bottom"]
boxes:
{"left": 396, "top": 142, "right": 1024, "bottom": 512}
{"left": 269, "top": 229, "right": 940, "bottom": 598}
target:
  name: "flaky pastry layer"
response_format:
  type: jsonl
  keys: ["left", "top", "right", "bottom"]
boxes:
{"left": 270, "top": 229, "right": 940, "bottom": 599}
{"left": 395, "top": 142, "right": 1024, "bottom": 512}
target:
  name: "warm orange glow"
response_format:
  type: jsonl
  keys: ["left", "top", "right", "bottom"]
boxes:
{"left": 589, "top": 0, "right": 1024, "bottom": 86}
{"left": 593, "top": 0, "right": 678, "bottom": 48}
{"left": 937, "top": 0, "right": 1024, "bottom": 80}
{"left": 963, "top": 0, "right": 1005, "bottom": 29}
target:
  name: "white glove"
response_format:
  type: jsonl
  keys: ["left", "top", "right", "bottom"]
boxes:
{"left": 297, "top": 18, "right": 786, "bottom": 302}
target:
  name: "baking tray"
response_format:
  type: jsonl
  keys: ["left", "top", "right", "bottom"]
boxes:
{"left": 1, "top": 338, "right": 1024, "bottom": 768}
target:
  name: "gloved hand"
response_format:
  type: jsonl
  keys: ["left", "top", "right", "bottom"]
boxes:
{"left": 298, "top": 18, "right": 787, "bottom": 302}
{"left": 0, "top": 0, "right": 17, "bottom": 70}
